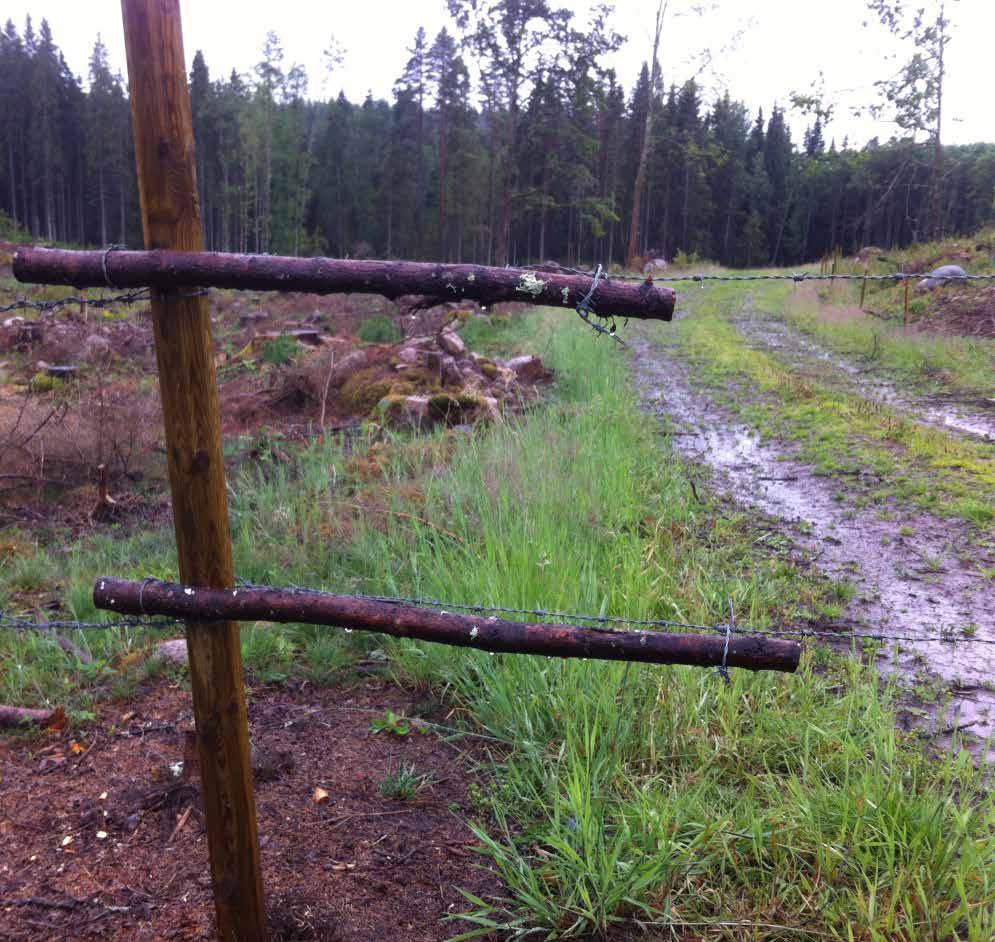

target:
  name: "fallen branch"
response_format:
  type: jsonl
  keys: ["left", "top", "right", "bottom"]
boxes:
{"left": 0, "top": 704, "right": 61, "bottom": 728}
{"left": 93, "top": 577, "right": 800, "bottom": 673}
{"left": 15, "top": 248, "right": 677, "bottom": 322}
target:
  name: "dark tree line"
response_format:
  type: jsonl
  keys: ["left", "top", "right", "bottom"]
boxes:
{"left": 1, "top": 10, "right": 992, "bottom": 268}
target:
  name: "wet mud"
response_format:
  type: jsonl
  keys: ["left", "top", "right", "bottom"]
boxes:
{"left": 629, "top": 328, "right": 995, "bottom": 740}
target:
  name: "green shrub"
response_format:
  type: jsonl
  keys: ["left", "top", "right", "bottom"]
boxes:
{"left": 261, "top": 334, "right": 299, "bottom": 366}
{"left": 357, "top": 315, "right": 402, "bottom": 345}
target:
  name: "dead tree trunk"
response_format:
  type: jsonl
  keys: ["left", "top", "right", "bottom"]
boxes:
{"left": 14, "top": 247, "right": 677, "bottom": 321}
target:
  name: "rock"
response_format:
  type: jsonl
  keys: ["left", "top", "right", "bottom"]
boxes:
{"left": 855, "top": 245, "right": 886, "bottom": 263}
{"left": 505, "top": 354, "right": 550, "bottom": 384}
{"left": 80, "top": 333, "right": 112, "bottom": 363}
{"left": 916, "top": 264, "right": 968, "bottom": 292}
{"left": 440, "top": 354, "right": 464, "bottom": 387}
{"left": 379, "top": 394, "right": 434, "bottom": 431}
{"left": 479, "top": 396, "right": 502, "bottom": 422}
{"left": 396, "top": 344, "right": 423, "bottom": 366}
{"left": 437, "top": 329, "right": 466, "bottom": 357}
{"left": 153, "top": 638, "right": 188, "bottom": 666}
{"left": 252, "top": 745, "right": 295, "bottom": 783}
{"left": 327, "top": 349, "right": 367, "bottom": 388}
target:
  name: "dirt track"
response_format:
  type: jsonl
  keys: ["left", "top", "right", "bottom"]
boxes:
{"left": 630, "top": 306, "right": 995, "bottom": 740}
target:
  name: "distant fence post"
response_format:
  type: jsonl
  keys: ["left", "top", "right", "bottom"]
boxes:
{"left": 120, "top": 1, "right": 267, "bottom": 939}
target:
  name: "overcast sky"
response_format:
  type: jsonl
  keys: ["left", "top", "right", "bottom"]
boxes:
{"left": 9, "top": 0, "right": 995, "bottom": 147}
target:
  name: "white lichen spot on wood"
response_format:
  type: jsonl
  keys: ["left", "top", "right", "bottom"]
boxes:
{"left": 561, "top": 286, "right": 570, "bottom": 304}
{"left": 467, "top": 273, "right": 475, "bottom": 282}
{"left": 470, "top": 625, "right": 479, "bottom": 639}
{"left": 516, "top": 272, "right": 546, "bottom": 297}
{"left": 184, "top": 588, "right": 195, "bottom": 596}
{"left": 446, "top": 282, "right": 457, "bottom": 292}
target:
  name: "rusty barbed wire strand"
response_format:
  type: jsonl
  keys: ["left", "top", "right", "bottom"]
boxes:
{"left": 0, "top": 287, "right": 210, "bottom": 318}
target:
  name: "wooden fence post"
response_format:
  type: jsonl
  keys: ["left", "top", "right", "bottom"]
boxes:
{"left": 119, "top": 2, "right": 267, "bottom": 939}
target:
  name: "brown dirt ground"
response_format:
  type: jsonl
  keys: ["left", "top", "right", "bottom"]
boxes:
{"left": 0, "top": 678, "right": 499, "bottom": 941}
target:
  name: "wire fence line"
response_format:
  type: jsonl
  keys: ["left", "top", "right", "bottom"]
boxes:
{"left": 0, "top": 287, "right": 212, "bottom": 319}
{"left": 526, "top": 261, "right": 995, "bottom": 285}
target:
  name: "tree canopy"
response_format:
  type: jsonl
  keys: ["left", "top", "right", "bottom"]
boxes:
{"left": 0, "top": 11, "right": 992, "bottom": 267}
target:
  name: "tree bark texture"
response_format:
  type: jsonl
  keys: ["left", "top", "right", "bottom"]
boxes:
{"left": 94, "top": 578, "right": 801, "bottom": 674}
{"left": 14, "top": 247, "right": 677, "bottom": 322}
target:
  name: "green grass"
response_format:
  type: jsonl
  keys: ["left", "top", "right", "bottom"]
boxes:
{"left": 786, "top": 289, "right": 995, "bottom": 397}
{"left": 661, "top": 282, "right": 995, "bottom": 530}
{"left": 379, "top": 762, "right": 435, "bottom": 800}
{"left": 2, "top": 306, "right": 993, "bottom": 938}
{"left": 357, "top": 313, "right": 403, "bottom": 344}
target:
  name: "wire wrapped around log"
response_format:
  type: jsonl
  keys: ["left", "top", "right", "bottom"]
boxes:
{"left": 93, "top": 578, "right": 800, "bottom": 673}
{"left": 14, "top": 248, "right": 676, "bottom": 321}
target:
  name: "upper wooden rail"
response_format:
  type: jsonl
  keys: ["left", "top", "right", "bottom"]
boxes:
{"left": 13, "top": 247, "right": 677, "bottom": 321}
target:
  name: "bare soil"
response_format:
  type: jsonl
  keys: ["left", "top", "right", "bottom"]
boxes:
{"left": 0, "top": 677, "right": 497, "bottom": 940}
{"left": 0, "top": 285, "right": 549, "bottom": 536}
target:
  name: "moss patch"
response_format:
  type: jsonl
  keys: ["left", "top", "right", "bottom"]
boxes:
{"left": 339, "top": 367, "right": 395, "bottom": 414}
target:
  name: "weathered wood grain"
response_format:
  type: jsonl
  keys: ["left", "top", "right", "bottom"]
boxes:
{"left": 94, "top": 578, "right": 802, "bottom": 674}
{"left": 120, "top": 1, "right": 266, "bottom": 938}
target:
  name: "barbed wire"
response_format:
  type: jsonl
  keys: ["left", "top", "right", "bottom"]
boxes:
{"left": 0, "top": 287, "right": 211, "bottom": 319}
{"left": 0, "top": 288, "right": 153, "bottom": 318}
{"left": 527, "top": 261, "right": 995, "bottom": 285}
{"left": 2, "top": 584, "right": 990, "bottom": 648}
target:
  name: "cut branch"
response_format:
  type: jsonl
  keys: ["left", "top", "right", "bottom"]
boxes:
{"left": 14, "top": 248, "right": 676, "bottom": 322}
{"left": 94, "top": 578, "right": 800, "bottom": 673}
{"left": 0, "top": 704, "right": 61, "bottom": 728}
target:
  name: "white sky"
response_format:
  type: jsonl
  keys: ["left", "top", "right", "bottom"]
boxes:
{"left": 9, "top": 0, "right": 995, "bottom": 147}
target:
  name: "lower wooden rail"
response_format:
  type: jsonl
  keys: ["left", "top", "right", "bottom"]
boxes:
{"left": 93, "top": 578, "right": 801, "bottom": 673}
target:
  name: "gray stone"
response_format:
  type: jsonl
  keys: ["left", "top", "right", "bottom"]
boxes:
{"left": 80, "top": 333, "right": 112, "bottom": 363}
{"left": 154, "top": 638, "right": 188, "bottom": 666}
{"left": 437, "top": 329, "right": 466, "bottom": 357}
{"left": 440, "top": 354, "right": 464, "bottom": 387}
{"left": 917, "top": 264, "right": 968, "bottom": 291}
{"left": 327, "top": 350, "right": 367, "bottom": 388}
{"left": 396, "top": 345, "right": 423, "bottom": 366}
{"left": 505, "top": 354, "right": 549, "bottom": 384}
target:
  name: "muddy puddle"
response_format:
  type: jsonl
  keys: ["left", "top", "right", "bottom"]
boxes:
{"left": 629, "top": 327, "right": 995, "bottom": 743}
{"left": 732, "top": 311, "right": 995, "bottom": 442}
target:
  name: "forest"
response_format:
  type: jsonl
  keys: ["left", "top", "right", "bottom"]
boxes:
{"left": 1, "top": 9, "right": 993, "bottom": 268}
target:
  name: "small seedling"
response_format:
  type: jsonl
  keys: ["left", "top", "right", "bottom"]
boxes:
{"left": 370, "top": 709, "right": 411, "bottom": 736}
{"left": 379, "top": 763, "right": 434, "bottom": 800}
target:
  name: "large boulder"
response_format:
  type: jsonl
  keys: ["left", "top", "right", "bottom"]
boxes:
{"left": 916, "top": 264, "right": 968, "bottom": 292}
{"left": 327, "top": 349, "right": 368, "bottom": 388}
